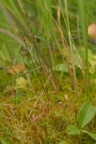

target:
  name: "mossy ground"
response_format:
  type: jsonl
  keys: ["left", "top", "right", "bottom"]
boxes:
{"left": 0, "top": 69, "right": 96, "bottom": 144}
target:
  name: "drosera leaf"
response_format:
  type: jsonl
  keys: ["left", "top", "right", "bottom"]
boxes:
{"left": 16, "top": 77, "right": 28, "bottom": 89}
{"left": 82, "top": 130, "right": 96, "bottom": 140}
{"left": 79, "top": 102, "right": 96, "bottom": 129}
{"left": 66, "top": 125, "right": 80, "bottom": 135}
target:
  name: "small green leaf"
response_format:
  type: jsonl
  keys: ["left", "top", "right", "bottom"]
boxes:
{"left": 54, "top": 63, "right": 68, "bottom": 73}
{"left": 59, "top": 140, "right": 67, "bottom": 144}
{"left": 82, "top": 130, "right": 96, "bottom": 140}
{"left": 0, "top": 136, "right": 8, "bottom": 144}
{"left": 84, "top": 141, "right": 95, "bottom": 144}
{"left": 79, "top": 102, "right": 96, "bottom": 129}
{"left": 66, "top": 125, "right": 80, "bottom": 135}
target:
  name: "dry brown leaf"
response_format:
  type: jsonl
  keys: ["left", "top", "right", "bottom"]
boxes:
{"left": 88, "top": 23, "right": 96, "bottom": 39}
{"left": 8, "top": 64, "right": 26, "bottom": 75}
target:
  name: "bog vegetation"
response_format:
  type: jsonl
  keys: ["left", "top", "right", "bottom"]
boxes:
{"left": 0, "top": 0, "right": 96, "bottom": 144}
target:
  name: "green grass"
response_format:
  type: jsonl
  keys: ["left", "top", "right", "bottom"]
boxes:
{"left": 0, "top": 0, "right": 96, "bottom": 143}
{"left": 78, "top": 0, "right": 90, "bottom": 99}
